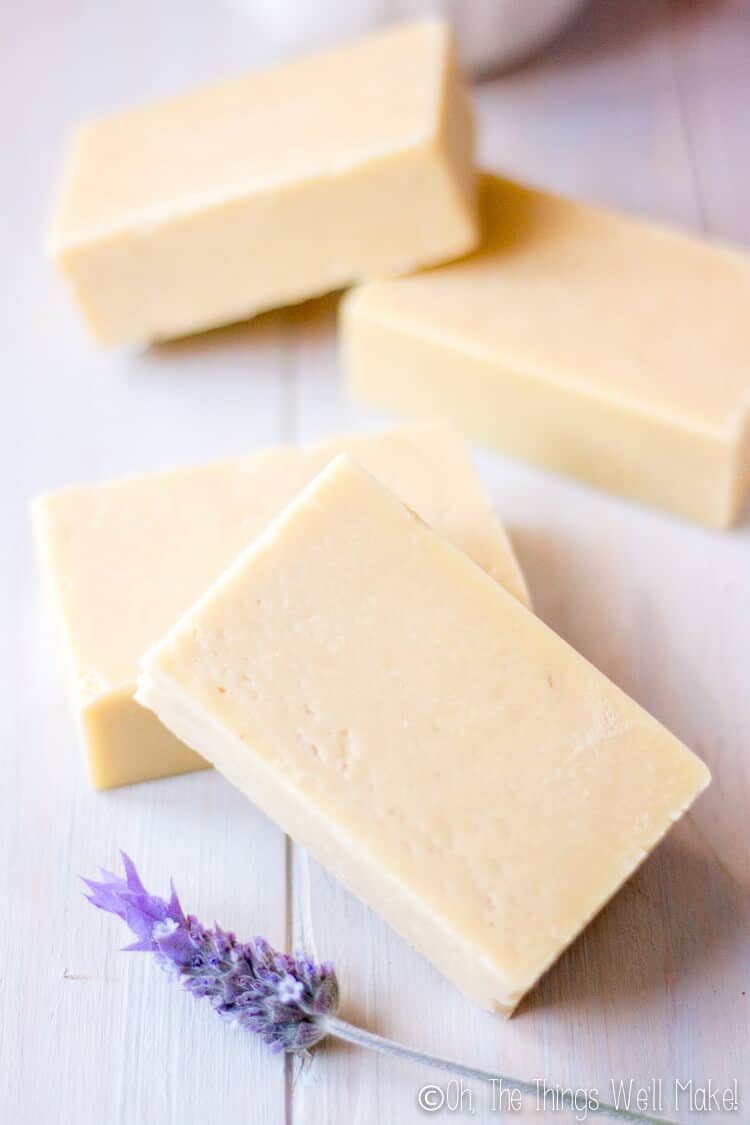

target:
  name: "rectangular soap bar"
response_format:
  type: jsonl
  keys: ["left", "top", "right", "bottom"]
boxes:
{"left": 49, "top": 19, "right": 477, "bottom": 345}
{"left": 137, "top": 456, "right": 709, "bottom": 1013}
{"left": 33, "top": 422, "right": 527, "bottom": 789}
{"left": 343, "top": 173, "right": 750, "bottom": 527}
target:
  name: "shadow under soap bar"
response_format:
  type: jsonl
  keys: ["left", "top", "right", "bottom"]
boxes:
{"left": 343, "top": 174, "right": 750, "bottom": 527}
{"left": 33, "top": 421, "right": 527, "bottom": 789}
{"left": 49, "top": 19, "right": 477, "bottom": 345}
{"left": 137, "top": 456, "right": 709, "bottom": 1013}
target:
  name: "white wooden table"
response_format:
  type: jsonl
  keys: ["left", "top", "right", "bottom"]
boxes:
{"left": 2, "top": 2, "right": 748, "bottom": 1122}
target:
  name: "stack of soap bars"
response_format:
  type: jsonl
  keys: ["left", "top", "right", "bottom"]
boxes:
{"left": 39, "top": 17, "right": 736, "bottom": 1014}
{"left": 35, "top": 423, "right": 709, "bottom": 1014}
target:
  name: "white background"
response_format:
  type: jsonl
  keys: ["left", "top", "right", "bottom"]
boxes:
{"left": 2, "top": 2, "right": 748, "bottom": 1122}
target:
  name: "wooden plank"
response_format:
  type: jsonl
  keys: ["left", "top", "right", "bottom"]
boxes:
{"left": 287, "top": 301, "right": 511, "bottom": 1125}
{"left": 0, "top": 3, "right": 289, "bottom": 1124}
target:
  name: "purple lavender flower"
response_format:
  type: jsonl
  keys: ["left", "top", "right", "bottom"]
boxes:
{"left": 83, "top": 852, "right": 339, "bottom": 1053}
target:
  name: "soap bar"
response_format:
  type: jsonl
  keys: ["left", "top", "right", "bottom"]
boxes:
{"left": 33, "top": 422, "right": 527, "bottom": 789}
{"left": 49, "top": 19, "right": 477, "bottom": 345}
{"left": 343, "top": 174, "right": 750, "bottom": 527}
{"left": 137, "top": 456, "right": 709, "bottom": 1013}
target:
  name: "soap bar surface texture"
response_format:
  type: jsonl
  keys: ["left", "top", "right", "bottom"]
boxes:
{"left": 33, "top": 422, "right": 527, "bottom": 789}
{"left": 137, "top": 456, "right": 709, "bottom": 1013}
{"left": 49, "top": 19, "right": 477, "bottom": 345}
{"left": 343, "top": 173, "right": 750, "bottom": 526}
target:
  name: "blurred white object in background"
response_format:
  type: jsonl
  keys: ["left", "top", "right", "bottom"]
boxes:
{"left": 250, "top": 0, "right": 589, "bottom": 75}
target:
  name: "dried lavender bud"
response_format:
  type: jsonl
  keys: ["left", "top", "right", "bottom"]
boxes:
{"left": 83, "top": 852, "right": 338, "bottom": 1054}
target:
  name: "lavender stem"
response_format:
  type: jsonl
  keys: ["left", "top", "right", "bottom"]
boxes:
{"left": 323, "top": 1017, "right": 676, "bottom": 1125}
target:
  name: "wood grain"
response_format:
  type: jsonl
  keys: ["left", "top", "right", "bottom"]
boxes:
{"left": 1, "top": 2, "right": 747, "bottom": 1122}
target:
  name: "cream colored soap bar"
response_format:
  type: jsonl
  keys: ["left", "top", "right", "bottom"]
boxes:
{"left": 34, "top": 422, "right": 527, "bottom": 790}
{"left": 343, "top": 174, "right": 750, "bottom": 527}
{"left": 137, "top": 456, "right": 709, "bottom": 1013}
{"left": 49, "top": 20, "right": 477, "bottom": 345}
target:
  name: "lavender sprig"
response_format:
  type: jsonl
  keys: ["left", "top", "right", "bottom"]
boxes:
{"left": 84, "top": 854, "right": 675, "bottom": 1125}
{"left": 83, "top": 852, "right": 337, "bottom": 1053}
